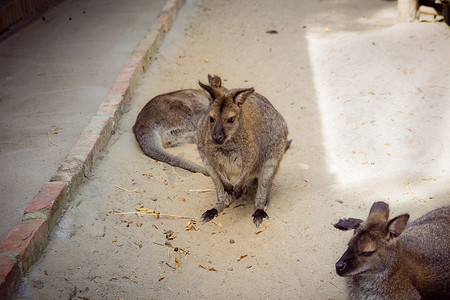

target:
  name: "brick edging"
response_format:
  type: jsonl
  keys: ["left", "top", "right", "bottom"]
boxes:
{"left": 0, "top": 0, "right": 186, "bottom": 298}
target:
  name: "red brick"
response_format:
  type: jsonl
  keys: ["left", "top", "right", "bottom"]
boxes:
{"left": 0, "top": 256, "right": 20, "bottom": 300}
{"left": 0, "top": 219, "right": 48, "bottom": 273}
{"left": 122, "top": 57, "right": 142, "bottom": 71}
{"left": 23, "top": 182, "right": 67, "bottom": 232}
{"left": 108, "top": 82, "right": 132, "bottom": 105}
{"left": 97, "top": 93, "right": 123, "bottom": 117}
{"left": 155, "top": 14, "right": 170, "bottom": 32}
{"left": 72, "top": 114, "right": 112, "bottom": 155}
{"left": 109, "top": 82, "right": 130, "bottom": 97}
{"left": 101, "top": 93, "right": 123, "bottom": 107}
{"left": 115, "top": 67, "right": 136, "bottom": 83}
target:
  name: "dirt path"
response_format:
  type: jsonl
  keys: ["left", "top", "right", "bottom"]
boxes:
{"left": 13, "top": 0, "right": 449, "bottom": 299}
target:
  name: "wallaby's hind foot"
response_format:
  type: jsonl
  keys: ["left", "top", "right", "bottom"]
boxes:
{"left": 252, "top": 209, "right": 269, "bottom": 228}
{"left": 200, "top": 208, "right": 218, "bottom": 223}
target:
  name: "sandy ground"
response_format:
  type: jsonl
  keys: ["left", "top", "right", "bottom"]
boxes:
{"left": 13, "top": 0, "right": 450, "bottom": 299}
{"left": 0, "top": 0, "right": 166, "bottom": 242}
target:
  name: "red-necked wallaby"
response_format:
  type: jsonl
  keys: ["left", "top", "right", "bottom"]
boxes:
{"left": 197, "top": 76, "right": 290, "bottom": 227}
{"left": 133, "top": 88, "right": 212, "bottom": 176}
{"left": 336, "top": 201, "right": 450, "bottom": 300}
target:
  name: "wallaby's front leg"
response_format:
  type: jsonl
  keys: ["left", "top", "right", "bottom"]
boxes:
{"left": 233, "top": 156, "right": 254, "bottom": 199}
{"left": 216, "top": 165, "right": 234, "bottom": 196}
{"left": 252, "top": 158, "right": 280, "bottom": 227}
{"left": 200, "top": 169, "right": 233, "bottom": 223}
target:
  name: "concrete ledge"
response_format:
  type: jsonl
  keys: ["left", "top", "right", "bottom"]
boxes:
{"left": 0, "top": 0, "right": 186, "bottom": 297}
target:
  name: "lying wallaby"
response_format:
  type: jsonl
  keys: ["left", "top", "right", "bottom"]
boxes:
{"left": 133, "top": 88, "right": 212, "bottom": 176}
{"left": 336, "top": 201, "right": 450, "bottom": 300}
{"left": 197, "top": 76, "right": 290, "bottom": 227}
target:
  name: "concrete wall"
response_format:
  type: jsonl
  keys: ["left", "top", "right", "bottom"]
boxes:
{"left": 0, "top": 0, "right": 62, "bottom": 40}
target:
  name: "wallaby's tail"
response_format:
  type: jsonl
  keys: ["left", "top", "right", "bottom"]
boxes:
{"left": 135, "top": 130, "right": 209, "bottom": 176}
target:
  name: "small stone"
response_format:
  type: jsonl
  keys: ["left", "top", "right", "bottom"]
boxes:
{"left": 228, "top": 267, "right": 233, "bottom": 271}
{"left": 32, "top": 280, "right": 44, "bottom": 289}
{"left": 229, "top": 239, "right": 235, "bottom": 244}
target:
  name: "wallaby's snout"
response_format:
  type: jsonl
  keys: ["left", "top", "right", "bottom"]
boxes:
{"left": 211, "top": 118, "right": 226, "bottom": 145}
{"left": 336, "top": 248, "right": 353, "bottom": 277}
{"left": 335, "top": 260, "right": 345, "bottom": 275}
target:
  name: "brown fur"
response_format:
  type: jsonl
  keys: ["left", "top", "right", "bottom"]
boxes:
{"left": 197, "top": 75, "right": 290, "bottom": 227}
{"left": 336, "top": 201, "right": 450, "bottom": 300}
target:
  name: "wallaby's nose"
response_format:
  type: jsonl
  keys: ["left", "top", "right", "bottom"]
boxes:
{"left": 212, "top": 131, "right": 225, "bottom": 144}
{"left": 336, "top": 260, "right": 346, "bottom": 275}
{"left": 212, "top": 123, "right": 226, "bottom": 144}
{"left": 212, "top": 134, "right": 224, "bottom": 144}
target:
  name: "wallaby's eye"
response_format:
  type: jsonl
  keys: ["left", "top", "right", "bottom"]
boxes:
{"left": 209, "top": 116, "right": 214, "bottom": 123}
{"left": 227, "top": 116, "right": 235, "bottom": 124}
{"left": 360, "top": 251, "right": 375, "bottom": 257}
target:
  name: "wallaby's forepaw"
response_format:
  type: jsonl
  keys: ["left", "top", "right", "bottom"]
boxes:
{"left": 200, "top": 208, "right": 218, "bottom": 223}
{"left": 252, "top": 209, "right": 269, "bottom": 228}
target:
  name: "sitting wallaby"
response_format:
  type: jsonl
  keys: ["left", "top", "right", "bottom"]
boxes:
{"left": 133, "top": 87, "right": 214, "bottom": 176}
{"left": 336, "top": 201, "right": 450, "bottom": 300}
{"left": 197, "top": 76, "right": 290, "bottom": 227}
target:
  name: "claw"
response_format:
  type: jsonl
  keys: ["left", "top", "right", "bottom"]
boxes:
{"left": 200, "top": 208, "right": 218, "bottom": 223}
{"left": 252, "top": 209, "right": 269, "bottom": 228}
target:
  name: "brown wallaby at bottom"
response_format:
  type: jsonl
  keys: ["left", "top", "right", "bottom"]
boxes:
{"left": 336, "top": 201, "right": 450, "bottom": 300}
{"left": 132, "top": 78, "right": 223, "bottom": 176}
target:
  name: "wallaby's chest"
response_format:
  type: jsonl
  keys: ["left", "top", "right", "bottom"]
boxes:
{"left": 216, "top": 149, "right": 243, "bottom": 183}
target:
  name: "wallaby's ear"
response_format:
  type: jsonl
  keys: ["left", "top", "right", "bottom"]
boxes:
{"left": 199, "top": 81, "right": 217, "bottom": 102}
{"left": 231, "top": 87, "right": 254, "bottom": 106}
{"left": 208, "top": 75, "right": 222, "bottom": 88}
{"left": 367, "top": 201, "right": 389, "bottom": 223}
{"left": 387, "top": 214, "right": 409, "bottom": 239}
{"left": 334, "top": 218, "right": 364, "bottom": 231}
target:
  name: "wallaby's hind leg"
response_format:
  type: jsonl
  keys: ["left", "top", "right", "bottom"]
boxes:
{"left": 200, "top": 170, "right": 233, "bottom": 223}
{"left": 160, "top": 125, "right": 197, "bottom": 148}
{"left": 252, "top": 157, "right": 282, "bottom": 227}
